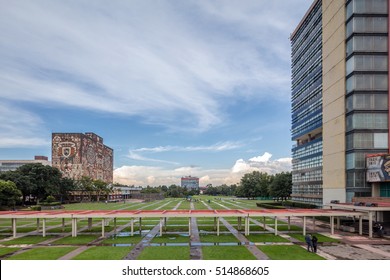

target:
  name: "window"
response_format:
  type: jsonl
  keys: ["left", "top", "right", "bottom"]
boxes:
{"left": 346, "top": 93, "right": 388, "bottom": 111}
{"left": 346, "top": 74, "right": 388, "bottom": 93}
{"left": 346, "top": 36, "right": 388, "bottom": 55}
{"left": 347, "top": 0, "right": 388, "bottom": 19}
{"left": 346, "top": 113, "right": 388, "bottom": 130}
{"left": 347, "top": 132, "right": 388, "bottom": 149}
{"left": 346, "top": 17, "right": 388, "bottom": 37}
{"left": 346, "top": 55, "right": 388, "bottom": 75}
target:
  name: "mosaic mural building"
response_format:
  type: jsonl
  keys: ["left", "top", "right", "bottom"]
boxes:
{"left": 52, "top": 132, "right": 113, "bottom": 183}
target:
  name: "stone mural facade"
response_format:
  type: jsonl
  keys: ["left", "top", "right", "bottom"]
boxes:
{"left": 52, "top": 132, "right": 113, "bottom": 183}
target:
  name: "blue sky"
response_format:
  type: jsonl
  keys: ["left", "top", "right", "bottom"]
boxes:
{"left": 0, "top": 0, "right": 313, "bottom": 186}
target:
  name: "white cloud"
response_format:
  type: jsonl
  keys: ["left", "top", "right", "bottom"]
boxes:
{"left": 0, "top": 103, "right": 49, "bottom": 148}
{"left": 0, "top": 0, "right": 312, "bottom": 133}
{"left": 133, "top": 141, "right": 242, "bottom": 153}
{"left": 114, "top": 152, "right": 292, "bottom": 186}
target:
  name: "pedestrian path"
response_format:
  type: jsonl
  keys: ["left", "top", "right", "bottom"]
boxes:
{"left": 189, "top": 202, "right": 202, "bottom": 260}
{"left": 123, "top": 200, "right": 183, "bottom": 260}
{"left": 202, "top": 201, "right": 269, "bottom": 260}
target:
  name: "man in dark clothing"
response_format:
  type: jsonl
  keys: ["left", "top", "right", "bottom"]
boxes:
{"left": 305, "top": 234, "right": 313, "bottom": 252}
{"left": 312, "top": 235, "right": 318, "bottom": 253}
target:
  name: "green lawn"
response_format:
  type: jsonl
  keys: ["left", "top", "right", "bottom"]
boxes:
{"left": 0, "top": 235, "right": 54, "bottom": 245}
{"left": 199, "top": 234, "right": 239, "bottom": 243}
{"left": 0, "top": 247, "right": 21, "bottom": 257}
{"left": 6, "top": 247, "right": 77, "bottom": 260}
{"left": 288, "top": 233, "right": 340, "bottom": 243}
{"left": 259, "top": 245, "right": 325, "bottom": 260}
{"left": 72, "top": 246, "right": 132, "bottom": 260}
{"left": 202, "top": 246, "right": 256, "bottom": 260}
{"left": 137, "top": 246, "right": 190, "bottom": 260}
{"left": 52, "top": 235, "right": 99, "bottom": 245}
{"left": 102, "top": 235, "right": 143, "bottom": 244}
{"left": 151, "top": 234, "right": 190, "bottom": 243}
{"left": 246, "top": 233, "right": 289, "bottom": 243}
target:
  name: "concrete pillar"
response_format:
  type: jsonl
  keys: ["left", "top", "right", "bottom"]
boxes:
{"left": 160, "top": 218, "right": 163, "bottom": 237}
{"left": 88, "top": 218, "right": 93, "bottom": 230}
{"left": 214, "top": 217, "right": 217, "bottom": 231}
{"left": 217, "top": 217, "right": 220, "bottom": 236}
{"left": 102, "top": 219, "right": 106, "bottom": 237}
{"left": 303, "top": 216, "right": 306, "bottom": 236}
{"left": 188, "top": 217, "right": 192, "bottom": 237}
{"left": 12, "top": 218, "right": 17, "bottom": 238}
{"left": 336, "top": 217, "right": 340, "bottom": 230}
{"left": 330, "top": 216, "right": 334, "bottom": 235}
{"left": 359, "top": 216, "right": 363, "bottom": 235}
{"left": 245, "top": 217, "right": 249, "bottom": 236}
{"left": 72, "top": 218, "right": 78, "bottom": 237}
{"left": 130, "top": 219, "right": 134, "bottom": 237}
{"left": 42, "top": 218, "right": 46, "bottom": 237}
{"left": 274, "top": 217, "right": 278, "bottom": 236}
{"left": 288, "top": 216, "right": 291, "bottom": 231}
{"left": 36, "top": 218, "right": 40, "bottom": 233}
{"left": 368, "top": 212, "right": 373, "bottom": 238}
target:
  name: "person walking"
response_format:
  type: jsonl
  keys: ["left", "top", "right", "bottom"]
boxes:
{"left": 312, "top": 235, "right": 318, "bottom": 253}
{"left": 305, "top": 233, "right": 313, "bottom": 252}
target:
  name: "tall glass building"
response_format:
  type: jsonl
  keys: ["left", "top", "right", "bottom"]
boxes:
{"left": 291, "top": 0, "right": 389, "bottom": 206}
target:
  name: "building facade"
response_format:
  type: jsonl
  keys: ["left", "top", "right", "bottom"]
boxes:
{"left": 0, "top": 156, "right": 51, "bottom": 173}
{"left": 291, "top": 0, "right": 389, "bottom": 206}
{"left": 181, "top": 176, "right": 199, "bottom": 191}
{"left": 52, "top": 132, "right": 113, "bottom": 183}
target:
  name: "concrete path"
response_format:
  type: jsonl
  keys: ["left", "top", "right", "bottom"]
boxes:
{"left": 202, "top": 201, "right": 269, "bottom": 260}
{"left": 189, "top": 202, "right": 202, "bottom": 260}
{"left": 123, "top": 201, "right": 183, "bottom": 260}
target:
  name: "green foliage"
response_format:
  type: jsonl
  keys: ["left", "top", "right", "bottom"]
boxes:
{"left": 0, "top": 180, "right": 22, "bottom": 207}
{"left": 282, "top": 200, "right": 317, "bottom": 209}
{"left": 269, "top": 172, "right": 292, "bottom": 200}
{"left": 239, "top": 171, "right": 271, "bottom": 199}
{"left": 256, "top": 202, "right": 285, "bottom": 209}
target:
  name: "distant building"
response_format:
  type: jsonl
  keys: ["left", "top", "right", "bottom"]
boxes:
{"left": 52, "top": 132, "right": 113, "bottom": 183}
{"left": 181, "top": 176, "right": 199, "bottom": 190}
{"left": 0, "top": 156, "right": 51, "bottom": 173}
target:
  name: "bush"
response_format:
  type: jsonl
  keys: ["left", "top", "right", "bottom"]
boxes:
{"left": 256, "top": 202, "right": 285, "bottom": 209}
{"left": 30, "top": 206, "right": 41, "bottom": 211}
{"left": 282, "top": 201, "right": 317, "bottom": 209}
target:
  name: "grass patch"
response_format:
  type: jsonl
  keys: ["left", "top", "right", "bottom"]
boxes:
{"left": 137, "top": 246, "right": 190, "bottom": 260}
{"left": 72, "top": 246, "right": 132, "bottom": 260}
{"left": 102, "top": 235, "right": 143, "bottom": 244}
{"left": 246, "top": 234, "right": 289, "bottom": 243}
{"left": 52, "top": 235, "right": 99, "bottom": 245}
{"left": 0, "top": 235, "right": 54, "bottom": 245}
{"left": 0, "top": 247, "right": 21, "bottom": 257}
{"left": 259, "top": 245, "right": 325, "bottom": 260}
{"left": 199, "top": 234, "right": 239, "bottom": 243}
{"left": 268, "top": 225, "right": 302, "bottom": 231}
{"left": 152, "top": 234, "right": 189, "bottom": 243}
{"left": 288, "top": 233, "right": 340, "bottom": 243}
{"left": 6, "top": 247, "right": 77, "bottom": 260}
{"left": 202, "top": 246, "right": 256, "bottom": 260}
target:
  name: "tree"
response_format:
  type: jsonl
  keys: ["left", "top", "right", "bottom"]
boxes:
{"left": 16, "top": 163, "right": 62, "bottom": 204}
{"left": 0, "top": 180, "right": 22, "bottom": 208}
{"left": 239, "top": 171, "right": 271, "bottom": 199}
{"left": 78, "top": 176, "right": 94, "bottom": 201}
{"left": 269, "top": 172, "right": 292, "bottom": 201}
{"left": 93, "top": 179, "right": 109, "bottom": 202}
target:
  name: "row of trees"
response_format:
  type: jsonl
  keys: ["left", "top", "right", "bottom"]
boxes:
{"left": 0, "top": 163, "right": 112, "bottom": 208}
{"left": 0, "top": 163, "right": 292, "bottom": 208}
{"left": 203, "top": 171, "right": 292, "bottom": 200}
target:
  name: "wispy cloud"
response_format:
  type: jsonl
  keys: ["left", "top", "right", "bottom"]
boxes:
{"left": 127, "top": 151, "right": 179, "bottom": 165}
{"left": 133, "top": 141, "right": 243, "bottom": 153}
{"left": 115, "top": 152, "right": 291, "bottom": 186}
{"left": 0, "top": 0, "right": 311, "bottom": 133}
{"left": 0, "top": 103, "right": 49, "bottom": 148}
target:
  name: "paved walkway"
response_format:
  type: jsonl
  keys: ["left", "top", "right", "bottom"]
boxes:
{"left": 123, "top": 200, "right": 183, "bottom": 260}
{"left": 202, "top": 201, "right": 269, "bottom": 260}
{"left": 189, "top": 202, "right": 202, "bottom": 260}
